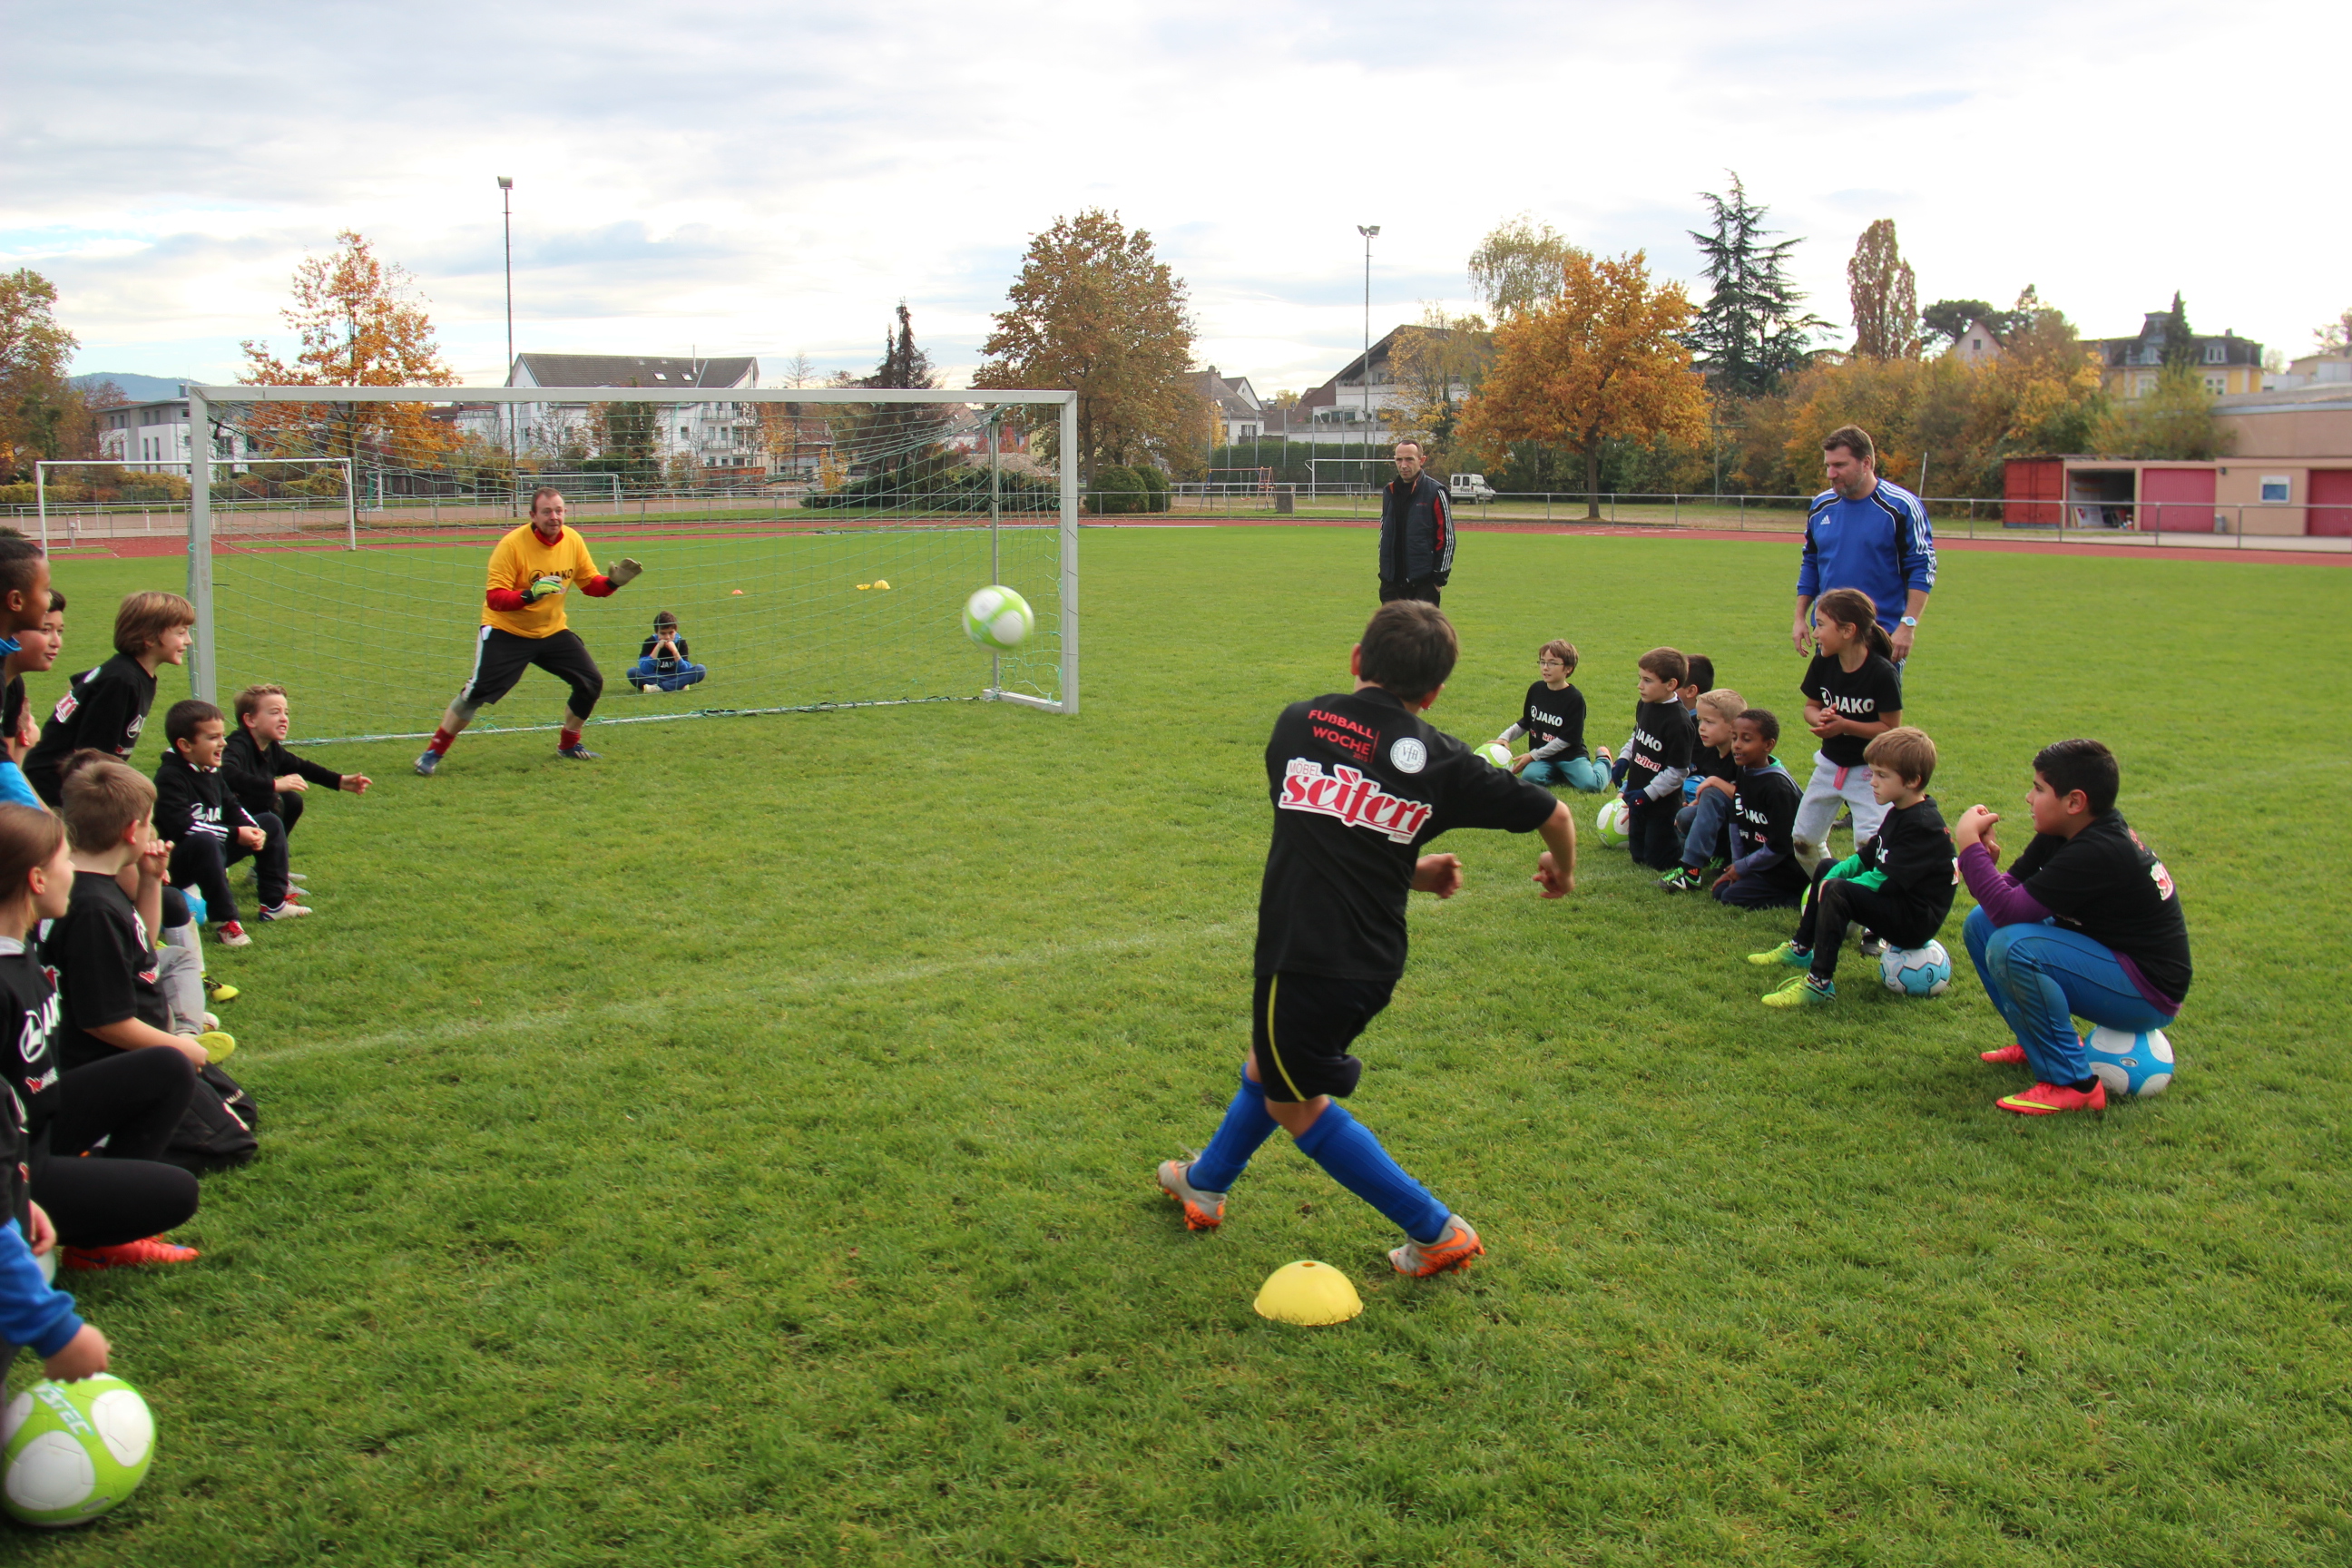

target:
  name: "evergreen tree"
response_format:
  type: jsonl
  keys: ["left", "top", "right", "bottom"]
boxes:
{"left": 2158, "top": 291, "right": 2197, "bottom": 372}
{"left": 856, "top": 300, "right": 949, "bottom": 472}
{"left": 1685, "top": 173, "right": 1828, "bottom": 397}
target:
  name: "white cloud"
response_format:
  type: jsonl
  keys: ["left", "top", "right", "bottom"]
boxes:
{"left": 5, "top": 0, "right": 2345, "bottom": 390}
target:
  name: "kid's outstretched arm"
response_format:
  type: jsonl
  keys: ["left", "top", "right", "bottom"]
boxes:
{"left": 1532, "top": 800, "right": 1576, "bottom": 897}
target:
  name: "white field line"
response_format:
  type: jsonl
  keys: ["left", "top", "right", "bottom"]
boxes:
{"left": 246, "top": 919, "right": 1247, "bottom": 1070}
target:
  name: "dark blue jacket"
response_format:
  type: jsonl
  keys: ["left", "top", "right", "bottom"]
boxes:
{"left": 1378, "top": 474, "right": 1455, "bottom": 584}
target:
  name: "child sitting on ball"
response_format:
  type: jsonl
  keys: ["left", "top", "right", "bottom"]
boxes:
{"left": 628, "top": 611, "right": 706, "bottom": 692}
{"left": 1954, "top": 739, "right": 2190, "bottom": 1116}
{"left": 1751, "top": 726, "right": 1954, "bottom": 1006}
{"left": 1494, "top": 640, "right": 1604, "bottom": 792}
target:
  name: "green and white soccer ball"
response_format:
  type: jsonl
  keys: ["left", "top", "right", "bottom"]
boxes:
{"left": 1594, "top": 798, "right": 1631, "bottom": 847}
{"left": 3, "top": 1376, "right": 155, "bottom": 1527}
{"left": 2085, "top": 1025, "right": 2175, "bottom": 1098}
{"left": 963, "top": 585, "right": 1034, "bottom": 652}
{"left": 1474, "top": 742, "right": 1512, "bottom": 769}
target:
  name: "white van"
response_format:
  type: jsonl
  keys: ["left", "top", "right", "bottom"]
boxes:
{"left": 1448, "top": 473, "right": 1495, "bottom": 503}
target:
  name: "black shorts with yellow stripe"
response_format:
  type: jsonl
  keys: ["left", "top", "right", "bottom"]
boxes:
{"left": 1250, "top": 970, "right": 1396, "bottom": 1103}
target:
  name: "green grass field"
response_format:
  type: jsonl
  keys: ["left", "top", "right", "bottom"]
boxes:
{"left": 12, "top": 527, "right": 2349, "bottom": 1566}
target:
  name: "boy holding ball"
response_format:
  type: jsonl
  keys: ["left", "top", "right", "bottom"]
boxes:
{"left": 1156, "top": 601, "right": 1577, "bottom": 1276}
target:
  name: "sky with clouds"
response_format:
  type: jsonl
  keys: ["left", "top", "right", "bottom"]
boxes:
{"left": 7, "top": 0, "right": 2343, "bottom": 395}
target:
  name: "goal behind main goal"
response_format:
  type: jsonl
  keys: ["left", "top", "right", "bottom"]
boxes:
{"left": 181, "top": 384, "right": 1078, "bottom": 745}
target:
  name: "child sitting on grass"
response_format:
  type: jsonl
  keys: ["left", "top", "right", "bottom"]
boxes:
{"left": 1955, "top": 739, "right": 2191, "bottom": 1116}
{"left": 1495, "top": 639, "right": 1604, "bottom": 791}
{"left": 223, "top": 684, "right": 370, "bottom": 874}
{"left": 24, "top": 592, "right": 192, "bottom": 808}
{"left": 1751, "top": 726, "right": 1955, "bottom": 1006}
{"left": 628, "top": 611, "right": 706, "bottom": 692}
{"left": 1619, "top": 648, "right": 1694, "bottom": 870}
{"left": 1660, "top": 687, "right": 1744, "bottom": 892}
{"left": 1710, "top": 709, "right": 1807, "bottom": 909}
{"left": 2, "top": 803, "right": 201, "bottom": 1271}
{"left": 0, "top": 587, "right": 63, "bottom": 809}
{"left": 156, "top": 701, "right": 305, "bottom": 948}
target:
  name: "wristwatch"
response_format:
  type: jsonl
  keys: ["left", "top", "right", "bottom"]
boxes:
{"left": 1899, "top": 615, "right": 1919, "bottom": 628}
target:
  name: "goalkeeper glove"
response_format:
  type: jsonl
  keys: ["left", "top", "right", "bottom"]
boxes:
{"left": 607, "top": 557, "right": 645, "bottom": 587}
{"left": 521, "top": 574, "right": 564, "bottom": 604}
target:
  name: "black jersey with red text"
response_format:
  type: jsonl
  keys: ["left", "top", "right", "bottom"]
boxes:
{"left": 42, "top": 872, "right": 170, "bottom": 1073}
{"left": 1514, "top": 681, "right": 1588, "bottom": 760}
{"left": 0, "top": 939, "right": 62, "bottom": 1232}
{"left": 24, "top": 654, "right": 158, "bottom": 806}
{"left": 2011, "top": 811, "right": 2191, "bottom": 1004}
{"left": 1799, "top": 651, "right": 1903, "bottom": 767}
{"left": 1623, "top": 698, "right": 1694, "bottom": 799}
{"left": 1256, "top": 687, "right": 1557, "bottom": 982}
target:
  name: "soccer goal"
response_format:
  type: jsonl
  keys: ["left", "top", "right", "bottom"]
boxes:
{"left": 183, "top": 384, "right": 1079, "bottom": 744}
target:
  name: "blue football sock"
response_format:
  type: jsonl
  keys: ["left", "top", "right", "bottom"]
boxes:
{"left": 1186, "top": 1070, "right": 1279, "bottom": 1192}
{"left": 1293, "top": 1102, "right": 1451, "bottom": 1245}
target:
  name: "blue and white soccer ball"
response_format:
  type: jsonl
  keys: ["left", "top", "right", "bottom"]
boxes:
{"left": 2085, "top": 1025, "right": 2175, "bottom": 1098}
{"left": 1474, "top": 742, "right": 1512, "bottom": 769}
{"left": 1878, "top": 939, "right": 1954, "bottom": 996}
{"left": 962, "top": 585, "right": 1034, "bottom": 652}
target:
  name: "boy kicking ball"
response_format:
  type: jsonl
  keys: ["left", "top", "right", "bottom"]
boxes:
{"left": 1157, "top": 602, "right": 1578, "bottom": 1277}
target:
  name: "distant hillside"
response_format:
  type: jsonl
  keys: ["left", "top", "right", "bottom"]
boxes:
{"left": 70, "top": 371, "right": 194, "bottom": 403}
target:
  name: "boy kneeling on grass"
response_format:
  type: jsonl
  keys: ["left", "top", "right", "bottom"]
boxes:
{"left": 1750, "top": 726, "right": 1955, "bottom": 1006}
{"left": 1955, "top": 739, "right": 2190, "bottom": 1116}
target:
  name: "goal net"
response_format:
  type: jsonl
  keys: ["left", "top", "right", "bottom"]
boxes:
{"left": 184, "top": 385, "right": 1076, "bottom": 744}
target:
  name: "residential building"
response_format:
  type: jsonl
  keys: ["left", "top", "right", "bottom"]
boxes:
{"left": 2268, "top": 351, "right": 2352, "bottom": 390}
{"left": 1196, "top": 367, "right": 1265, "bottom": 443}
{"left": 505, "top": 353, "right": 765, "bottom": 474}
{"left": 1944, "top": 319, "right": 2005, "bottom": 367}
{"left": 94, "top": 393, "right": 261, "bottom": 470}
{"left": 2092, "top": 311, "right": 2263, "bottom": 399}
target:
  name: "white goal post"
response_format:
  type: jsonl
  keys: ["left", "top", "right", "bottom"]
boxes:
{"left": 183, "top": 384, "right": 1081, "bottom": 741}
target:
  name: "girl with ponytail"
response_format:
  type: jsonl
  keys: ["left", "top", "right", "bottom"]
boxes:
{"left": 1791, "top": 587, "right": 1906, "bottom": 856}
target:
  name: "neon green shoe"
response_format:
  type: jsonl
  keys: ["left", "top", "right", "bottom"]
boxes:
{"left": 1746, "top": 941, "right": 1810, "bottom": 967}
{"left": 1762, "top": 974, "right": 1835, "bottom": 1008}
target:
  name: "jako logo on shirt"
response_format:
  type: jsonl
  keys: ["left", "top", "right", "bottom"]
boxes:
{"left": 1819, "top": 690, "right": 1877, "bottom": 716}
{"left": 1279, "top": 759, "right": 1433, "bottom": 844}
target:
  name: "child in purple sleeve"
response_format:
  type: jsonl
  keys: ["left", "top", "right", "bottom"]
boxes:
{"left": 1954, "top": 738, "right": 2190, "bottom": 1117}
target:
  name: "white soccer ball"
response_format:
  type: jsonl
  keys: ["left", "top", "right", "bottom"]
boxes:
{"left": 1474, "top": 742, "right": 1512, "bottom": 769}
{"left": 962, "top": 585, "right": 1034, "bottom": 652}
{"left": 3, "top": 1377, "right": 155, "bottom": 1527}
{"left": 2085, "top": 1025, "right": 2175, "bottom": 1098}
{"left": 1594, "top": 798, "right": 1630, "bottom": 848}
{"left": 1878, "top": 939, "right": 1955, "bottom": 996}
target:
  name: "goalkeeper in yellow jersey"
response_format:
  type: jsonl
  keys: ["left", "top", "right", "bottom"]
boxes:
{"left": 414, "top": 486, "right": 643, "bottom": 774}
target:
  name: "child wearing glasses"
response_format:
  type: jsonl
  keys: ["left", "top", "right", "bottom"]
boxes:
{"left": 1494, "top": 640, "right": 1605, "bottom": 792}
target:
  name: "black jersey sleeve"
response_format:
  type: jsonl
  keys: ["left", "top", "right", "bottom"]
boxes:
{"left": 151, "top": 757, "right": 201, "bottom": 843}
{"left": 1431, "top": 732, "right": 1562, "bottom": 836}
{"left": 1880, "top": 807, "right": 1955, "bottom": 895}
{"left": 285, "top": 747, "right": 344, "bottom": 789}
{"left": 1865, "top": 655, "right": 1904, "bottom": 718}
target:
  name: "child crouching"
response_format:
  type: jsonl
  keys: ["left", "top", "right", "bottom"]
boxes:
{"left": 1752, "top": 726, "right": 1955, "bottom": 1005}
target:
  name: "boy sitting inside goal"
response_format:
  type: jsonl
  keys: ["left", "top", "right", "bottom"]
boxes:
{"left": 1156, "top": 601, "right": 1578, "bottom": 1277}
{"left": 1750, "top": 726, "right": 1955, "bottom": 1005}
{"left": 628, "top": 612, "right": 707, "bottom": 693}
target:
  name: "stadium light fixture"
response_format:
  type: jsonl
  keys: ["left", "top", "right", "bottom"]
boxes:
{"left": 1357, "top": 225, "right": 1380, "bottom": 472}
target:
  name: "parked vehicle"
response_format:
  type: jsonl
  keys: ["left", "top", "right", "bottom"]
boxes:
{"left": 1448, "top": 473, "right": 1495, "bottom": 502}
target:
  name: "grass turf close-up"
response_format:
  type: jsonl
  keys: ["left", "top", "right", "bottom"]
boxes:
{"left": 8, "top": 525, "right": 2347, "bottom": 1566}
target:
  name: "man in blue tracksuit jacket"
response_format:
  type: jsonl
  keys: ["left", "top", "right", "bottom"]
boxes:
{"left": 1377, "top": 440, "right": 1455, "bottom": 607}
{"left": 1792, "top": 424, "right": 1937, "bottom": 672}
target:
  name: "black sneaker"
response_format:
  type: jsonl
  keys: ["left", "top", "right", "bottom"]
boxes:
{"left": 1857, "top": 930, "right": 1886, "bottom": 957}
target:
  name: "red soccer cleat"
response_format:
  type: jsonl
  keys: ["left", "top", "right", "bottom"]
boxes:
{"left": 62, "top": 1236, "right": 201, "bottom": 1270}
{"left": 1980, "top": 1043, "right": 2028, "bottom": 1064}
{"left": 1996, "top": 1081, "right": 2106, "bottom": 1116}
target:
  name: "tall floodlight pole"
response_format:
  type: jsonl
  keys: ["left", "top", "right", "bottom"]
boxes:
{"left": 1357, "top": 225, "right": 1379, "bottom": 487}
{"left": 498, "top": 175, "right": 516, "bottom": 515}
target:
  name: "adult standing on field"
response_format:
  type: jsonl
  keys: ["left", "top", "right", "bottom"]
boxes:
{"left": 1377, "top": 440, "right": 1454, "bottom": 606}
{"left": 413, "top": 487, "right": 644, "bottom": 775}
{"left": 1792, "top": 425, "right": 1936, "bottom": 676}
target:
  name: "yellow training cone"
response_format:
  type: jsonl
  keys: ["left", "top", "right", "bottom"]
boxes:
{"left": 872, "top": 578, "right": 890, "bottom": 590}
{"left": 857, "top": 583, "right": 871, "bottom": 591}
{"left": 1253, "top": 1259, "right": 1363, "bottom": 1326}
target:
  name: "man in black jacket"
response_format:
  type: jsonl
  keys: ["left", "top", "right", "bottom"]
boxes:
{"left": 1377, "top": 441, "right": 1454, "bottom": 606}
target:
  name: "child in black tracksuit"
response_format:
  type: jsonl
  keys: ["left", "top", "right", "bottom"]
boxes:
{"left": 222, "top": 682, "right": 369, "bottom": 864}
{"left": 1755, "top": 727, "right": 1955, "bottom": 1005}
{"left": 1711, "top": 709, "right": 1807, "bottom": 909}
{"left": 1620, "top": 647, "right": 1694, "bottom": 869}
{"left": 153, "top": 700, "right": 297, "bottom": 946}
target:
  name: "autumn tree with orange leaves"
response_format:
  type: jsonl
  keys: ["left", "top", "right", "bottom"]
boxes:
{"left": 240, "top": 230, "right": 458, "bottom": 465}
{"left": 1456, "top": 250, "right": 1708, "bottom": 518}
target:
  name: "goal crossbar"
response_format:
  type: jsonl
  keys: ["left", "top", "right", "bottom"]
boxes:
{"left": 182, "top": 384, "right": 1083, "bottom": 725}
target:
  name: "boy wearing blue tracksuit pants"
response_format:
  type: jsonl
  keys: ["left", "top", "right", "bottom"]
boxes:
{"left": 1955, "top": 739, "right": 2190, "bottom": 1116}
{"left": 1156, "top": 602, "right": 1577, "bottom": 1277}
{"left": 628, "top": 612, "right": 706, "bottom": 692}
